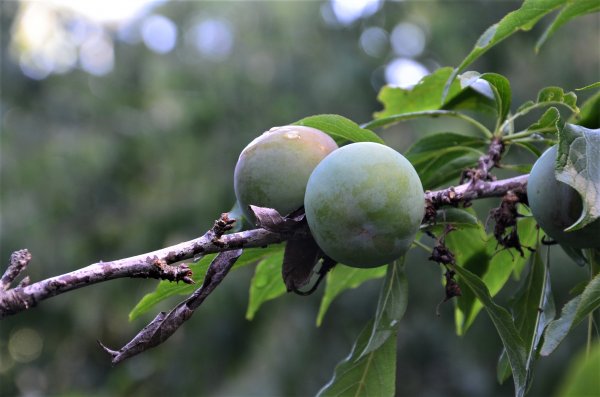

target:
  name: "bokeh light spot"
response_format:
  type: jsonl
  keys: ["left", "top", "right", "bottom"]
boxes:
{"left": 8, "top": 328, "right": 43, "bottom": 364}
{"left": 359, "top": 26, "right": 388, "bottom": 58}
{"left": 391, "top": 22, "right": 426, "bottom": 58}
{"left": 330, "top": 0, "right": 382, "bottom": 25}
{"left": 79, "top": 33, "right": 114, "bottom": 76}
{"left": 385, "top": 58, "right": 429, "bottom": 88}
{"left": 189, "top": 19, "right": 234, "bottom": 61}
{"left": 142, "top": 14, "right": 177, "bottom": 54}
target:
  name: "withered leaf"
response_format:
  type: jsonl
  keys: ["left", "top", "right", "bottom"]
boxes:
{"left": 99, "top": 249, "right": 243, "bottom": 365}
{"left": 249, "top": 205, "right": 304, "bottom": 233}
{"left": 282, "top": 237, "right": 320, "bottom": 291}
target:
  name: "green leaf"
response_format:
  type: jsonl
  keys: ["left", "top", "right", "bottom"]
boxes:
{"left": 317, "top": 320, "right": 396, "bottom": 397}
{"left": 421, "top": 208, "right": 480, "bottom": 233}
{"left": 498, "top": 248, "right": 555, "bottom": 385}
{"left": 480, "top": 73, "right": 512, "bottom": 126}
{"left": 294, "top": 114, "right": 384, "bottom": 144}
{"left": 525, "top": 107, "right": 560, "bottom": 135}
{"left": 453, "top": 265, "right": 528, "bottom": 397}
{"left": 246, "top": 251, "right": 286, "bottom": 320}
{"left": 536, "top": 0, "right": 600, "bottom": 52}
{"left": 359, "top": 260, "right": 408, "bottom": 358}
{"left": 405, "top": 132, "right": 486, "bottom": 160}
{"left": 455, "top": 217, "right": 539, "bottom": 334}
{"left": 444, "top": 0, "right": 570, "bottom": 100}
{"left": 442, "top": 72, "right": 497, "bottom": 114}
{"left": 129, "top": 246, "right": 283, "bottom": 321}
{"left": 512, "top": 87, "right": 578, "bottom": 121}
{"left": 374, "top": 68, "right": 460, "bottom": 118}
{"left": 419, "top": 152, "right": 479, "bottom": 190}
{"left": 540, "top": 271, "right": 600, "bottom": 356}
{"left": 570, "top": 89, "right": 600, "bottom": 129}
{"left": 403, "top": 131, "right": 486, "bottom": 189}
{"left": 556, "top": 124, "right": 600, "bottom": 229}
{"left": 317, "top": 265, "right": 387, "bottom": 326}
{"left": 537, "top": 87, "right": 578, "bottom": 111}
{"left": 445, "top": 225, "right": 489, "bottom": 334}
{"left": 555, "top": 342, "right": 600, "bottom": 397}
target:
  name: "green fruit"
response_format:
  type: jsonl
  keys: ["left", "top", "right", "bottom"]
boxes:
{"left": 304, "top": 142, "right": 425, "bottom": 268}
{"left": 234, "top": 125, "right": 338, "bottom": 222}
{"left": 527, "top": 145, "right": 600, "bottom": 249}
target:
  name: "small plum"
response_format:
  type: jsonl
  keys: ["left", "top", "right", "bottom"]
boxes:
{"left": 527, "top": 145, "right": 600, "bottom": 249}
{"left": 234, "top": 125, "right": 338, "bottom": 222}
{"left": 304, "top": 142, "right": 425, "bottom": 268}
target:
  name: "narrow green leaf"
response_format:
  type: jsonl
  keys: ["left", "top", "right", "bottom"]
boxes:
{"left": 445, "top": 224, "right": 489, "bottom": 335}
{"left": 498, "top": 247, "right": 555, "bottom": 385}
{"left": 536, "top": 0, "right": 600, "bottom": 51}
{"left": 456, "top": 217, "right": 538, "bottom": 334}
{"left": 246, "top": 251, "right": 286, "bottom": 320}
{"left": 556, "top": 124, "right": 600, "bottom": 229}
{"left": 359, "top": 259, "right": 408, "bottom": 358}
{"left": 295, "top": 114, "right": 384, "bottom": 144}
{"left": 453, "top": 265, "right": 528, "bottom": 397}
{"left": 444, "top": 0, "right": 567, "bottom": 100}
{"left": 541, "top": 271, "right": 600, "bottom": 356}
{"left": 129, "top": 246, "right": 283, "bottom": 321}
{"left": 317, "top": 321, "right": 397, "bottom": 397}
{"left": 317, "top": 265, "right": 387, "bottom": 326}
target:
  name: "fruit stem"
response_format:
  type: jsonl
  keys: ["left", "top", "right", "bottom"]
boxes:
{"left": 412, "top": 239, "right": 432, "bottom": 253}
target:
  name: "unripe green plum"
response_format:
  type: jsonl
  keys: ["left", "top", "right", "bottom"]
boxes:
{"left": 527, "top": 145, "right": 600, "bottom": 249}
{"left": 234, "top": 125, "right": 338, "bottom": 222}
{"left": 304, "top": 142, "right": 425, "bottom": 268}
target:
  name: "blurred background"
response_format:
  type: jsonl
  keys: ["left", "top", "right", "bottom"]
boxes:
{"left": 1, "top": 1, "right": 598, "bottom": 396}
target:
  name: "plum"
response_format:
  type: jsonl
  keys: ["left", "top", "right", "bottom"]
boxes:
{"left": 527, "top": 145, "right": 600, "bottom": 249}
{"left": 234, "top": 125, "right": 338, "bottom": 222}
{"left": 304, "top": 142, "right": 425, "bottom": 268}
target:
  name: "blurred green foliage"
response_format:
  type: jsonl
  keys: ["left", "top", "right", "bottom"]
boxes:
{"left": 1, "top": 1, "right": 598, "bottom": 396}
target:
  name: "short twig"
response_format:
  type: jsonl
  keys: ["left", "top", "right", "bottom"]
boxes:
{"left": 98, "top": 249, "right": 243, "bottom": 365}
{"left": 1, "top": 249, "right": 32, "bottom": 291}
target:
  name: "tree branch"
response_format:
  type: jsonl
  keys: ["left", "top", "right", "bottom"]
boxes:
{"left": 0, "top": 174, "right": 528, "bottom": 319}
{"left": 0, "top": 214, "right": 309, "bottom": 318}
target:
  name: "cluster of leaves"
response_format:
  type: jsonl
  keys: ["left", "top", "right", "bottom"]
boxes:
{"left": 130, "top": 1, "right": 599, "bottom": 396}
